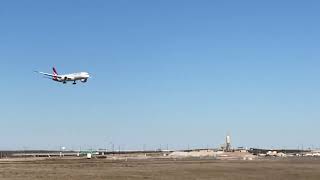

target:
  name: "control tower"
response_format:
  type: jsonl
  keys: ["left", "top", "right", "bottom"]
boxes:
{"left": 225, "top": 135, "right": 231, "bottom": 152}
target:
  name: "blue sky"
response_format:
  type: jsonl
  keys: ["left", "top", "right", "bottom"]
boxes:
{"left": 1, "top": 0, "right": 320, "bottom": 150}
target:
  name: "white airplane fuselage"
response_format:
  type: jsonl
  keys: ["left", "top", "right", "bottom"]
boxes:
{"left": 54, "top": 72, "right": 90, "bottom": 83}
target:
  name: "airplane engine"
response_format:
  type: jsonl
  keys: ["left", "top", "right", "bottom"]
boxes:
{"left": 81, "top": 79, "right": 88, "bottom": 83}
{"left": 63, "top": 77, "right": 68, "bottom": 84}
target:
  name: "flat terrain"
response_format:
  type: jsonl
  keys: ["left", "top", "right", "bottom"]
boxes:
{"left": 1, "top": 158, "right": 320, "bottom": 180}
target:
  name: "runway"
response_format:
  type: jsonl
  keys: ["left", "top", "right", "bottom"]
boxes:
{"left": 1, "top": 157, "right": 320, "bottom": 180}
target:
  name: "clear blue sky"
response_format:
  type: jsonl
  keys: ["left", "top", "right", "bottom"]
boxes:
{"left": 1, "top": 0, "right": 320, "bottom": 150}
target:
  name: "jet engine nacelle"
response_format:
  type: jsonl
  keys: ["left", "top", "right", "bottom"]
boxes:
{"left": 81, "top": 79, "right": 88, "bottom": 83}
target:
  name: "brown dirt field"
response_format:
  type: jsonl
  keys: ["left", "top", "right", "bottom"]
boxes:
{"left": 1, "top": 158, "right": 320, "bottom": 180}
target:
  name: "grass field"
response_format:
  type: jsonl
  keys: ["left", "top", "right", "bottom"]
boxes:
{"left": 1, "top": 158, "right": 320, "bottom": 180}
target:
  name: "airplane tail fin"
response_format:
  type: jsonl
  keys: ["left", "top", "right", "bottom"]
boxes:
{"left": 53, "top": 67, "right": 58, "bottom": 76}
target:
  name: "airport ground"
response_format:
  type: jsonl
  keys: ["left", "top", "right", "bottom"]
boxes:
{"left": 1, "top": 157, "right": 320, "bottom": 180}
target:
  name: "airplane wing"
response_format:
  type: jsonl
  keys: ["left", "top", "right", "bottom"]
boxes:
{"left": 34, "top": 71, "right": 61, "bottom": 78}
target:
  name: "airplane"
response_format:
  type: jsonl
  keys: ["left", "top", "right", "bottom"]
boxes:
{"left": 35, "top": 67, "right": 90, "bottom": 84}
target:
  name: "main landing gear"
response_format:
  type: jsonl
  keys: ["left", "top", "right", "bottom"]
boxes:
{"left": 73, "top": 81, "right": 77, "bottom": 85}
{"left": 63, "top": 77, "right": 67, "bottom": 84}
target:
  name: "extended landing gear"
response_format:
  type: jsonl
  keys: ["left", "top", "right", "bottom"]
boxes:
{"left": 63, "top": 77, "right": 67, "bottom": 84}
{"left": 73, "top": 81, "right": 77, "bottom": 85}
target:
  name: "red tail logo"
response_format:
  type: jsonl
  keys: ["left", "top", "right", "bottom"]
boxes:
{"left": 53, "top": 67, "right": 58, "bottom": 76}
{"left": 52, "top": 67, "right": 58, "bottom": 80}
